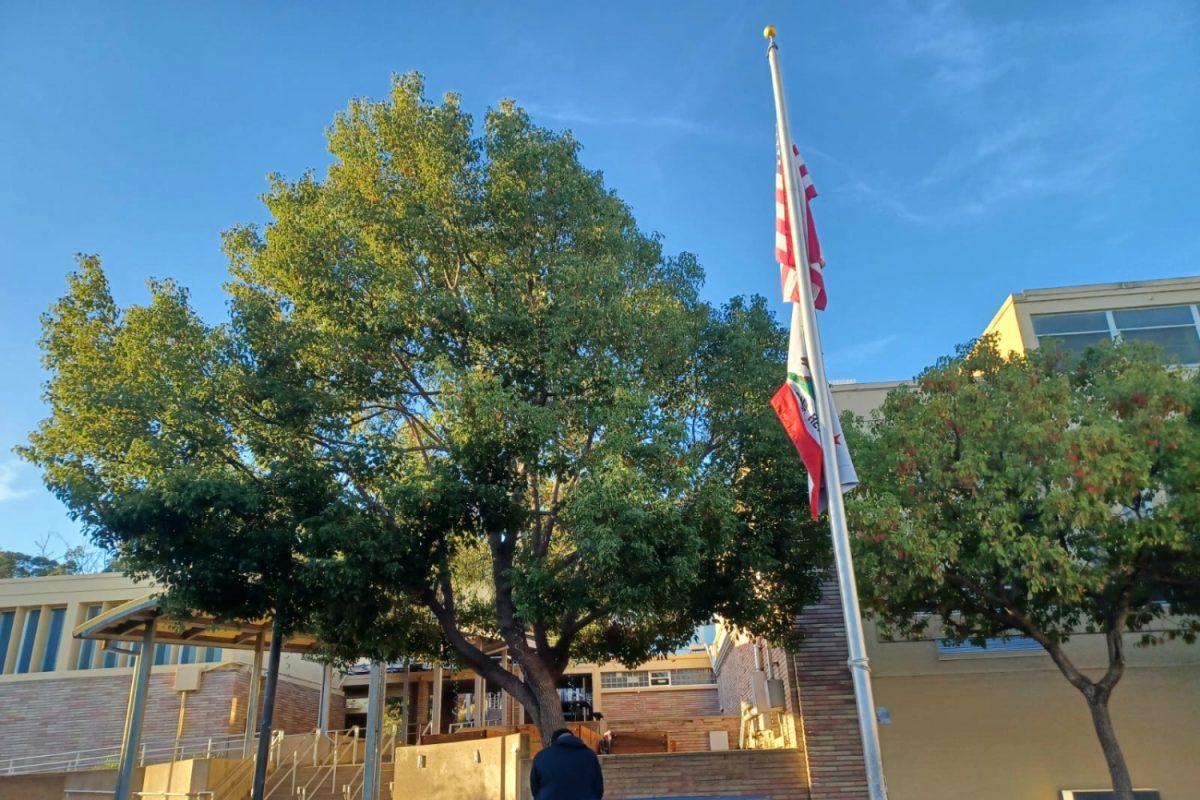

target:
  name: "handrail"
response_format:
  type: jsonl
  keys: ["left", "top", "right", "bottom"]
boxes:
{"left": 6, "top": 733, "right": 248, "bottom": 776}
{"left": 262, "top": 726, "right": 357, "bottom": 800}
{"left": 341, "top": 724, "right": 397, "bottom": 800}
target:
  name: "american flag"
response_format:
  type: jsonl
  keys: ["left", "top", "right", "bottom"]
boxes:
{"left": 775, "top": 142, "right": 826, "bottom": 310}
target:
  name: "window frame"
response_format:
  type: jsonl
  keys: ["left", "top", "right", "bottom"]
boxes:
{"left": 40, "top": 607, "right": 67, "bottom": 672}
{"left": 0, "top": 610, "right": 15, "bottom": 674}
{"left": 16, "top": 608, "right": 42, "bottom": 674}
{"left": 1033, "top": 304, "right": 1200, "bottom": 366}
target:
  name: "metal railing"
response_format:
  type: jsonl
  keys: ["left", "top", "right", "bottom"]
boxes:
{"left": 339, "top": 726, "right": 398, "bottom": 800}
{"left": 262, "top": 727, "right": 368, "bottom": 800}
{"left": 4, "top": 733, "right": 249, "bottom": 776}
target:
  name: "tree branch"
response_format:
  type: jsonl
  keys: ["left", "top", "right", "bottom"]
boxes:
{"left": 943, "top": 571, "right": 1093, "bottom": 694}
{"left": 421, "top": 585, "right": 534, "bottom": 708}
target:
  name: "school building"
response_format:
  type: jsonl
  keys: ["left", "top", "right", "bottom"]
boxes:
{"left": 1, "top": 275, "right": 1198, "bottom": 800}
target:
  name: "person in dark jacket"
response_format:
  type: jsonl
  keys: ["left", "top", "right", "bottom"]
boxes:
{"left": 530, "top": 728, "right": 604, "bottom": 800}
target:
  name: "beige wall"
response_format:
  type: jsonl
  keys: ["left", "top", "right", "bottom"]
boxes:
{"left": 567, "top": 649, "right": 715, "bottom": 715}
{"left": 393, "top": 732, "right": 531, "bottom": 800}
{"left": 874, "top": 666, "right": 1200, "bottom": 800}
{"left": 982, "top": 294, "right": 1026, "bottom": 356}
{"left": 832, "top": 380, "right": 904, "bottom": 420}
{"left": 983, "top": 275, "right": 1200, "bottom": 353}
{"left": 863, "top": 620, "right": 1200, "bottom": 796}
{"left": 0, "top": 573, "right": 326, "bottom": 687}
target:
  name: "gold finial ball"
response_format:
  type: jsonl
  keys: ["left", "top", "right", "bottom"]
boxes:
{"left": 763, "top": 25, "right": 777, "bottom": 39}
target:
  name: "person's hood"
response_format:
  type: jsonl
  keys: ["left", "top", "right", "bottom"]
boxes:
{"left": 553, "top": 733, "right": 589, "bottom": 749}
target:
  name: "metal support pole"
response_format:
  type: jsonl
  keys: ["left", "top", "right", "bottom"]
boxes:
{"left": 431, "top": 665, "right": 443, "bottom": 735}
{"left": 766, "top": 26, "right": 887, "bottom": 800}
{"left": 114, "top": 620, "right": 156, "bottom": 800}
{"left": 250, "top": 619, "right": 284, "bottom": 800}
{"left": 243, "top": 632, "right": 265, "bottom": 758}
{"left": 362, "top": 662, "right": 386, "bottom": 800}
{"left": 473, "top": 673, "right": 485, "bottom": 727}
{"left": 317, "top": 663, "right": 332, "bottom": 734}
{"left": 501, "top": 651, "right": 512, "bottom": 726}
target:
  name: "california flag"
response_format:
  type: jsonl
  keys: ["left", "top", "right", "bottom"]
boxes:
{"left": 770, "top": 305, "right": 858, "bottom": 519}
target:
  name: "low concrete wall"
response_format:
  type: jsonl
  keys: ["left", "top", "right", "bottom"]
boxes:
{"left": 602, "top": 687, "right": 720, "bottom": 719}
{"left": 601, "top": 750, "right": 809, "bottom": 800}
{"left": 0, "top": 767, "right": 134, "bottom": 800}
{"left": 392, "top": 732, "right": 531, "bottom": 800}
{"left": 141, "top": 757, "right": 250, "bottom": 799}
{"left": 606, "top": 715, "right": 741, "bottom": 752}
{"left": 0, "top": 774, "right": 65, "bottom": 800}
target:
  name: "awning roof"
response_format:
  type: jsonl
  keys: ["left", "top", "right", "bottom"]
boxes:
{"left": 72, "top": 594, "right": 322, "bottom": 654}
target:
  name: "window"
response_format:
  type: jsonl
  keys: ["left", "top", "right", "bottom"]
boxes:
{"left": 1114, "top": 306, "right": 1200, "bottom": 364}
{"left": 600, "top": 667, "right": 716, "bottom": 688}
{"left": 16, "top": 609, "right": 41, "bottom": 674}
{"left": 77, "top": 605, "right": 103, "bottom": 669}
{"left": 40, "top": 607, "right": 67, "bottom": 672}
{"left": 1032, "top": 311, "right": 1111, "bottom": 357}
{"left": 1033, "top": 304, "right": 1200, "bottom": 365}
{"left": 600, "top": 671, "right": 649, "bottom": 689}
{"left": 203, "top": 647, "right": 222, "bottom": 663}
{"left": 669, "top": 668, "right": 716, "bottom": 686}
{"left": 0, "top": 611, "right": 14, "bottom": 674}
{"left": 103, "top": 645, "right": 120, "bottom": 669}
{"left": 154, "top": 644, "right": 172, "bottom": 666}
{"left": 936, "top": 636, "right": 1042, "bottom": 657}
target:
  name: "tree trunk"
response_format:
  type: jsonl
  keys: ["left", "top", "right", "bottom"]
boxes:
{"left": 1031, "top": 623, "right": 1135, "bottom": 800}
{"left": 1084, "top": 688, "right": 1135, "bottom": 800}
{"left": 523, "top": 664, "right": 568, "bottom": 745}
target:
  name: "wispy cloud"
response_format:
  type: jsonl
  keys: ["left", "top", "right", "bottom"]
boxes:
{"left": 830, "top": 335, "right": 899, "bottom": 366}
{"left": 842, "top": 1, "right": 1173, "bottom": 225}
{"left": 0, "top": 461, "right": 34, "bottom": 504}
{"left": 893, "top": 0, "right": 1016, "bottom": 94}
{"left": 919, "top": 118, "right": 1046, "bottom": 188}
{"left": 845, "top": 142, "right": 1114, "bottom": 226}
{"left": 524, "top": 104, "right": 710, "bottom": 135}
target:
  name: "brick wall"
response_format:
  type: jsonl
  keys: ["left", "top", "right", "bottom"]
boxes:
{"left": 220, "top": 665, "right": 332, "bottom": 736}
{"left": 601, "top": 687, "right": 719, "bottom": 720}
{"left": 0, "top": 665, "right": 329, "bottom": 764}
{"left": 266, "top": 671, "right": 325, "bottom": 734}
{"left": 716, "top": 639, "right": 757, "bottom": 716}
{"left": 602, "top": 715, "right": 741, "bottom": 753}
{"left": 792, "top": 578, "right": 869, "bottom": 799}
{"left": 0, "top": 671, "right": 240, "bottom": 763}
{"left": 714, "top": 638, "right": 803, "bottom": 749}
{"left": 602, "top": 750, "right": 809, "bottom": 799}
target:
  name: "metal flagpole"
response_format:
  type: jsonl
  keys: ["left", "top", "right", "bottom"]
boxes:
{"left": 764, "top": 24, "right": 888, "bottom": 800}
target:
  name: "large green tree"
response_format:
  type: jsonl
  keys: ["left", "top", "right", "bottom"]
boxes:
{"left": 23, "top": 74, "right": 828, "bottom": 741}
{"left": 847, "top": 336, "right": 1200, "bottom": 800}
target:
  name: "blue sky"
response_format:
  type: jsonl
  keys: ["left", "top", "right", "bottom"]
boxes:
{"left": 1, "top": 1, "right": 1197, "bottom": 553}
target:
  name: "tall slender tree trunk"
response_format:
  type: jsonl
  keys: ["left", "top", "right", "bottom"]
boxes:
{"left": 1039, "top": 630, "right": 1135, "bottom": 800}
{"left": 1082, "top": 686, "right": 1134, "bottom": 800}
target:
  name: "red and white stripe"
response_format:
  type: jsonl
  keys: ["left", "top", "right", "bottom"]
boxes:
{"left": 776, "top": 143, "right": 827, "bottom": 310}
